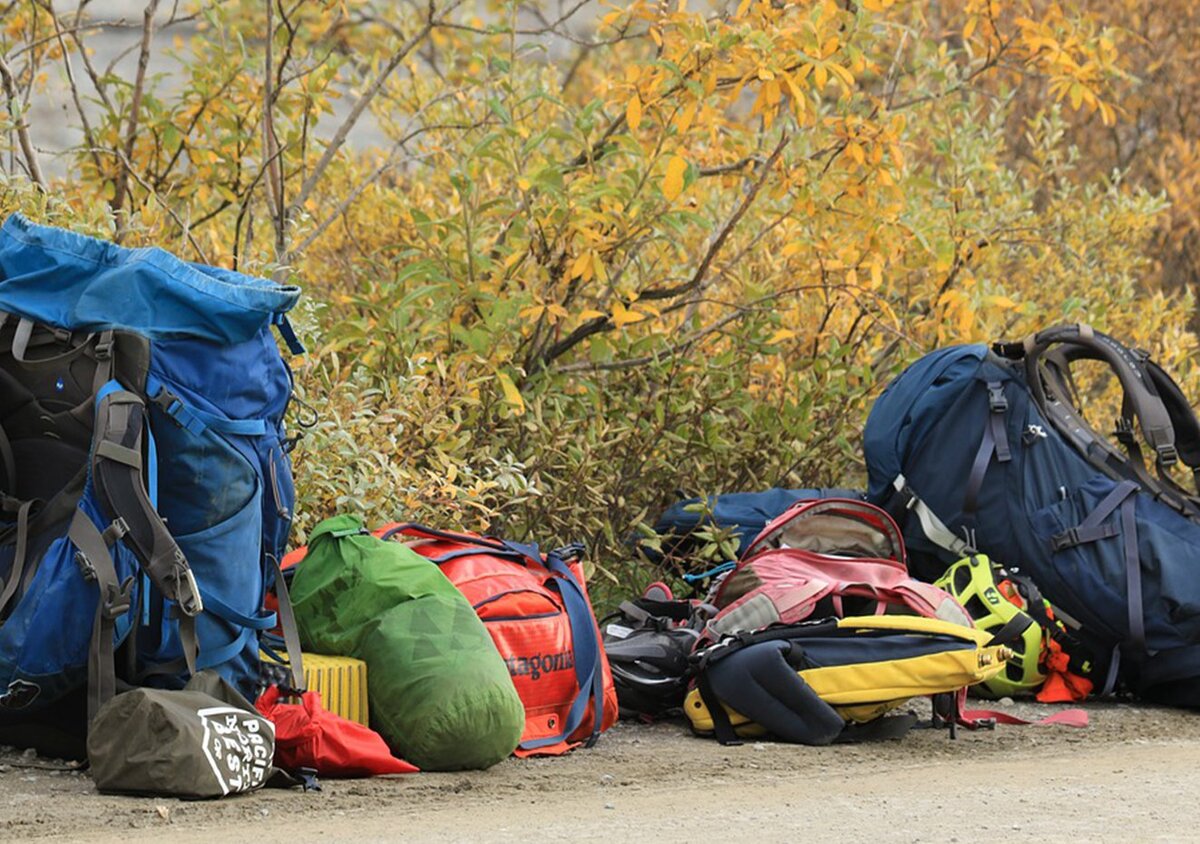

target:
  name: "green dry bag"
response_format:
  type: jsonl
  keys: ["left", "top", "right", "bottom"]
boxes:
{"left": 289, "top": 515, "right": 524, "bottom": 770}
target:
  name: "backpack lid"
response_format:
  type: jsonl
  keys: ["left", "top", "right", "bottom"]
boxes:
{"left": 742, "top": 498, "right": 906, "bottom": 564}
{"left": 0, "top": 214, "right": 300, "bottom": 345}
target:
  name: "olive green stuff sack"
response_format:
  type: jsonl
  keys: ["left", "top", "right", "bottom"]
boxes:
{"left": 289, "top": 515, "right": 524, "bottom": 770}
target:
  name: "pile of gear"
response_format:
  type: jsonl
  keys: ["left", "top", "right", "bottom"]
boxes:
{"left": 0, "top": 214, "right": 1194, "bottom": 796}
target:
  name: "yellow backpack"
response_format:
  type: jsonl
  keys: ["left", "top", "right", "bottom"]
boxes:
{"left": 685, "top": 615, "right": 1011, "bottom": 745}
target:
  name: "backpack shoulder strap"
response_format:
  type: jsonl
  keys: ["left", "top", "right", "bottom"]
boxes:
{"left": 1002, "top": 324, "right": 1200, "bottom": 517}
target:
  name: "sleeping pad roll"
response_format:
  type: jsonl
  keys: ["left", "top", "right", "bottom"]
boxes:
{"left": 289, "top": 515, "right": 524, "bottom": 770}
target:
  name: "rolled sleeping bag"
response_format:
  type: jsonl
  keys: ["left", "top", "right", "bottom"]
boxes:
{"left": 288, "top": 515, "right": 525, "bottom": 770}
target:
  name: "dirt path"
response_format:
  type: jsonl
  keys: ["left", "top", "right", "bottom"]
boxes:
{"left": 3, "top": 700, "right": 1197, "bottom": 843}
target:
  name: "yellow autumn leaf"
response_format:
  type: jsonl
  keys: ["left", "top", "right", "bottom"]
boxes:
{"left": 497, "top": 372, "right": 525, "bottom": 415}
{"left": 612, "top": 301, "right": 648, "bottom": 327}
{"left": 626, "top": 94, "right": 643, "bottom": 131}
{"left": 986, "top": 294, "right": 1019, "bottom": 310}
{"left": 767, "top": 329, "right": 796, "bottom": 344}
{"left": 662, "top": 155, "right": 688, "bottom": 201}
{"left": 578, "top": 309, "right": 607, "bottom": 321}
{"left": 570, "top": 250, "right": 593, "bottom": 281}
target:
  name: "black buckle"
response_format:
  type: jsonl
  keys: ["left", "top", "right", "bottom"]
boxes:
{"left": 987, "top": 383, "right": 1008, "bottom": 414}
{"left": 101, "top": 579, "right": 134, "bottom": 620}
{"left": 991, "top": 341, "right": 1025, "bottom": 360}
{"left": 101, "top": 516, "right": 129, "bottom": 546}
{"left": 74, "top": 551, "right": 97, "bottom": 583}
{"left": 1157, "top": 443, "right": 1179, "bottom": 467}
{"left": 1051, "top": 528, "right": 1080, "bottom": 551}
{"left": 93, "top": 334, "right": 114, "bottom": 360}
{"left": 1113, "top": 417, "right": 1136, "bottom": 448}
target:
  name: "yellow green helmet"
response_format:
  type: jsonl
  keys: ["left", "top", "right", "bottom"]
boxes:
{"left": 934, "top": 554, "right": 1046, "bottom": 698}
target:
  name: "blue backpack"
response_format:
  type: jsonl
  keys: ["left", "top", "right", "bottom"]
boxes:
{"left": 651, "top": 488, "right": 864, "bottom": 559}
{"left": 0, "top": 214, "right": 303, "bottom": 723}
{"left": 864, "top": 324, "right": 1200, "bottom": 705}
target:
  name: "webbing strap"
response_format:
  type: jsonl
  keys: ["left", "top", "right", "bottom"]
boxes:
{"left": 964, "top": 382, "right": 1011, "bottom": 514}
{"left": 272, "top": 313, "right": 306, "bottom": 356}
{"left": 890, "top": 475, "right": 972, "bottom": 556}
{"left": 91, "top": 385, "right": 203, "bottom": 619}
{"left": 1120, "top": 496, "right": 1145, "bottom": 654}
{"left": 0, "top": 422, "right": 15, "bottom": 493}
{"left": 697, "top": 670, "right": 742, "bottom": 746}
{"left": 960, "top": 707, "right": 1089, "bottom": 728}
{"left": 964, "top": 423, "right": 995, "bottom": 515}
{"left": 68, "top": 509, "right": 133, "bottom": 722}
{"left": 146, "top": 376, "right": 269, "bottom": 438}
{"left": 1050, "top": 480, "right": 1138, "bottom": 550}
{"left": 0, "top": 499, "right": 34, "bottom": 620}
{"left": 270, "top": 555, "right": 306, "bottom": 692}
{"left": 519, "top": 551, "right": 604, "bottom": 750}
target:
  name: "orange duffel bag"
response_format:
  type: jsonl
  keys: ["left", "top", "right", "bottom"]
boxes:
{"left": 375, "top": 523, "right": 617, "bottom": 756}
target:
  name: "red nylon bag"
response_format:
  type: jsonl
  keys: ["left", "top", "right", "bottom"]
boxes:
{"left": 378, "top": 523, "right": 618, "bottom": 757}
{"left": 256, "top": 685, "right": 419, "bottom": 777}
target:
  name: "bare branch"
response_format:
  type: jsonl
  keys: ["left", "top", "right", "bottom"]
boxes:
{"left": 111, "top": 0, "right": 162, "bottom": 224}
{"left": 95, "top": 145, "right": 210, "bottom": 264}
{"left": 640, "top": 133, "right": 791, "bottom": 303}
{"left": 38, "top": 0, "right": 104, "bottom": 174}
{"left": 289, "top": 1, "right": 457, "bottom": 219}
{"left": 0, "top": 55, "right": 45, "bottom": 188}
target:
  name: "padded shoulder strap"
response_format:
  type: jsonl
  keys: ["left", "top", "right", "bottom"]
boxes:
{"left": 1144, "top": 360, "right": 1200, "bottom": 468}
{"left": 1022, "top": 324, "right": 1176, "bottom": 459}
{"left": 1005, "top": 324, "right": 1200, "bottom": 517}
{"left": 91, "top": 384, "right": 203, "bottom": 619}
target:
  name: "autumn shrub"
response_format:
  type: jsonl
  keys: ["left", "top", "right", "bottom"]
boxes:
{"left": 1, "top": 0, "right": 1196, "bottom": 605}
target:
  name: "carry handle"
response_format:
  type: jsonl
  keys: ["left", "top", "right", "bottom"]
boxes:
{"left": 382, "top": 522, "right": 603, "bottom": 749}
{"left": 1021, "top": 324, "right": 1177, "bottom": 465}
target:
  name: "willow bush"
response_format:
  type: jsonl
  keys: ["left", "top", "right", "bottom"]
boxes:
{"left": 1, "top": 0, "right": 1195, "bottom": 601}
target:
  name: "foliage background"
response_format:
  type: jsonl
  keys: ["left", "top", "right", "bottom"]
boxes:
{"left": 1, "top": 0, "right": 1197, "bottom": 602}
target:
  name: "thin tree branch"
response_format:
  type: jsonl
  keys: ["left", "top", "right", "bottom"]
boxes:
{"left": 111, "top": 0, "right": 162, "bottom": 224}
{"left": 0, "top": 55, "right": 45, "bottom": 188}
{"left": 288, "top": 1, "right": 455, "bottom": 221}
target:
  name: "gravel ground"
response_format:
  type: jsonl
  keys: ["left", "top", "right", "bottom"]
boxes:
{"left": 2, "top": 699, "right": 1198, "bottom": 843}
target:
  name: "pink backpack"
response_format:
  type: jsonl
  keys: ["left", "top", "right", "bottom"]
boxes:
{"left": 704, "top": 499, "right": 971, "bottom": 642}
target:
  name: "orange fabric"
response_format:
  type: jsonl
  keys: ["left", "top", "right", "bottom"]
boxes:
{"left": 383, "top": 523, "right": 619, "bottom": 756}
{"left": 1036, "top": 638, "right": 1094, "bottom": 703}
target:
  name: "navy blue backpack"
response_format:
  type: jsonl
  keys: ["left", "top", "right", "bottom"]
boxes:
{"left": 0, "top": 214, "right": 303, "bottom": 724}
{"left": 864, "top": 323, "right": 1200, "bottom": 705}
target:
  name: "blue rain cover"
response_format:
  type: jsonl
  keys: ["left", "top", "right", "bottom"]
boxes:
{"left": 0, "top": 213, "right": 299, "bottom": 343}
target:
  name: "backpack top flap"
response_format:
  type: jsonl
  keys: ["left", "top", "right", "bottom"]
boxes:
{"left": 743, "top": 498, "right": 906, "bottom": 564}
{"left": 0, "top": 214, "right": 299, "bottom": 345}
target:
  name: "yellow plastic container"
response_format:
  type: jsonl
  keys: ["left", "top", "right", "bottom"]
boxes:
{"left": 262, "top": 652, "right": 370, "bottom": 726}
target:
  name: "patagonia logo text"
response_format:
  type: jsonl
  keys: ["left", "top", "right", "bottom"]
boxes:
{"left": 506, "top": 651, "right": 575, "bottom": 680}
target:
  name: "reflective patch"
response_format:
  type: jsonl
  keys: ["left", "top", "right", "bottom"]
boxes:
{"left": 0, "top": 679, "right": 40, "bottom": 710}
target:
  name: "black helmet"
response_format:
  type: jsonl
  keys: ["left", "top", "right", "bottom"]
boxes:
{"left": 601, "top": 594, "right": 710, "bottom": 717}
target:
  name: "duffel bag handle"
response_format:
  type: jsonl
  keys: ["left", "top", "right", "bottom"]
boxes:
{"left": 382, "top": 523, "right": 604, "bottom": 750}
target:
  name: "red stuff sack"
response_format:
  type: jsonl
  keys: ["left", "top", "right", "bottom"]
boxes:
{"left": 379, "top": 523, "right": 617, "bottom": 756}
{"left": 256, "top": 685, "right": 419, "bottom": 777}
